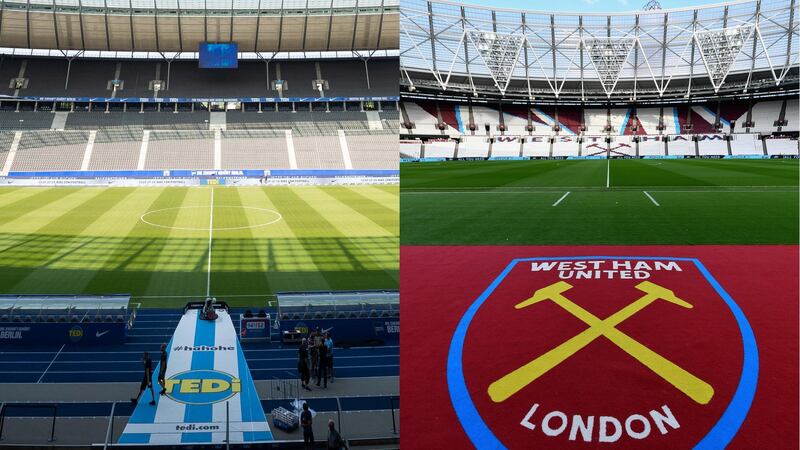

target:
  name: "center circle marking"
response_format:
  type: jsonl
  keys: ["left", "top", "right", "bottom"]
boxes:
{"left": 140, "top": 205, "right": 283, "bottom": 231}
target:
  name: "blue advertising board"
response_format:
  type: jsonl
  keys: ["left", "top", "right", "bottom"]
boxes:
{"left": 240, "top": 316, "right": 270, "bottom": 341}
{"left": 279, "top": 318, "right": 399, "bottom": 346}
{"left": 0, "top": 321, "right": 126, "bottom": 345}
{"left": 6, "top": 169, "right": 399, "bottom": 179}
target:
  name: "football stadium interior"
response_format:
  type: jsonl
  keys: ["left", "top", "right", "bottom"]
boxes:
{"left": 399, "top": 0, "right": 799, "bottom": 245}
{"left": 400, "top": 0, "right": 798, "bottom": 449}
{"left": 0, "top": 0, "right": 400, "bottom": 447}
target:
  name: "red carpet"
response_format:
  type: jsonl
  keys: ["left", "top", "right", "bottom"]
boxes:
{"left": 401, "top": 246, "right": 798, "bottom": 449}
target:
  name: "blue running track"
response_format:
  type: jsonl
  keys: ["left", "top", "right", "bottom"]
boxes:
{"left": 0, "top": 309, "right": 399, "bottom": 383}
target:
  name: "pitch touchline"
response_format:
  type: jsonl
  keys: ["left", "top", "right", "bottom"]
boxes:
{"left": 207, "top": 188, "right": 213, "bottom": 297}
{"left": 552, "top": 192, "right": 570, "bottom": 206}
{"left": 401, "top": 187, "right": 796, "bottom": 194}
{"left": 644, "top": 191, "right": 660, "bottom": 206}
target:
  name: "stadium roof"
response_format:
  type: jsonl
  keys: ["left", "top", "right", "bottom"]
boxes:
{"left": 0, "top": 0, "right": 399, "bottom": 52}
{"left": 400, "top": 0, "right": 799, "bottom": 100}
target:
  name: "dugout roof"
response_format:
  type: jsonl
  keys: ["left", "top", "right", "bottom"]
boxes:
{"left": 0, "top": 0, "right": 398, "bottom": 52}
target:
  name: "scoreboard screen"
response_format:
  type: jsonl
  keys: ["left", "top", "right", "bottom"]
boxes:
{"left": 199, "top": 42, "right": 238, "bottom": 69}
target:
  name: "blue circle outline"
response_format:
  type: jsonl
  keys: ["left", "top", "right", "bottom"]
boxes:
{"left": 446, "top": 256, "right": 759, "bottom": 450}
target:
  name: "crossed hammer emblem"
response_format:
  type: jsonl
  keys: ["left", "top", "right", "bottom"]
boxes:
{"left": 488, "top": 280, "right": 714, "bottom": 405}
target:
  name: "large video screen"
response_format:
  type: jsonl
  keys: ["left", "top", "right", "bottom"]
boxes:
{"left": 199, "top": 42, "right": 238, "bottom": 69}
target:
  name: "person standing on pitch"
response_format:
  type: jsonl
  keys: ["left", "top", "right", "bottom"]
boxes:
{"left": 157, "top": 343, "right": 168, "bottom": 395}
{"left": 131, "top": 351, "right": 156, "bottom": 405}
{"left": 301, "top": 402, "right": 314, "bottom": 450}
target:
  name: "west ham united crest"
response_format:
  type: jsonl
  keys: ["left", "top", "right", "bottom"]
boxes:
{"left": 447, "top": 256, "right": 757, "bottom": 449}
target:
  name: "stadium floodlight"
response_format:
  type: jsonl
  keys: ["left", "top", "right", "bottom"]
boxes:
{"left": 584, "top": 38, "right": 636, "bottom": 97}
{"left": 642, "top": 0, "right": 661, "bottom": 10}
{"left": 466, "top": 31, "right": 525, "bottom": 96}
{"left": 694, "top": 25, "right": 755, "bottom": 93}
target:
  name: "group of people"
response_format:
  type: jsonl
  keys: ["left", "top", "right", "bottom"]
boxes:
{"left": 297, "top": 328, "right": 334, "bottom": 390}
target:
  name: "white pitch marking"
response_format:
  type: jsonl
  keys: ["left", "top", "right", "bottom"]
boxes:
{"left": 37, "top": 344, "right": 65, "bottom": 384}
{"left": 552, "top": 191, "right": 571, "bottom": 207}
{"left": 644, "top": 190, "right": 660, "bottom": 206}
{"left": 140, "top": 206, "right": 282, "bottom": 231}
{"left": 207, "top": 188, "right": 214, "bottom": 297}
{"left": 606, "top": 157, "right": 611, "bottom": 188}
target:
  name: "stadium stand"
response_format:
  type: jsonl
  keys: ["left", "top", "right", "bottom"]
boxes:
{"left": 0, "top": 57, "right": 397, "bottom": 99}
{"left": 492, "top": 136, "right": 523, "bottom": 157}
{"left": 221, "top": 130, "right": 291, "bottom": 170}
{"left": 459, "top": 136, "right": 490, "bottom": 158}
{"left": 584, "top": 109, "right": 608, "bottom": 135}
{"left": 697, "top": 134, "right": 731, "bottom": 156}
{"left": 553, "top": 136, "right": 580, "bottom": 157}
{"left": 765, "top": 136, "right": 799, "bottom": 156}
{"left": 144, "top": 131, "right": 215, "bottom": 170}
{"left": 425, "top": 139, "right": 457, "bottom": 158}
{"left": 399, "top": 97, "right": 798, "bottom": 159}
{"left": 522, "top": 136, "right": 551, "bottom": 157}
{"left": 612, "top": 136, "right": 637, "bottom": 157}
{"left": 346, "top": 130, "right": 397, "bottom": 169}
{"left": 502, "top": 106, "right": 530, "bottom": 135}
{"left": 86, "top": 129, "right": 144, "bottom": 171}
{"left": 0, "top": 108, "right": 400, "bottom": 171}
{"left": 12, "top": 131, "right": 89, "bottom": 171}
{"left": 400, "top": 139, "right": 423, "bottom": 159}
{"left": 400, "top": 0, "right": 797, "bottom": 161}
{"left": 638, "top": 136, "right": 666, "bottom": 156}
{"left": 668, "top": 135, "right": 696, "bottom": 156}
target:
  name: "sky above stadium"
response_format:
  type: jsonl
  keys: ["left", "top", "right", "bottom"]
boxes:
{"left": 457, "top": 0, "right": 728, "bottom": 13}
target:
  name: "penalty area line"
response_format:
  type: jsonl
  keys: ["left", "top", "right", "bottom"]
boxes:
{"left": 643, "top": 190, "right": 660, "bottom": 206}
{"left": 552, "top": 191, "right": 571, "bottom": 207}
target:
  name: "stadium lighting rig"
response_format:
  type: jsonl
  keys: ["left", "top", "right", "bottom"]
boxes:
{"left": 399, "top": 0, "right": 799, "bottom": 101}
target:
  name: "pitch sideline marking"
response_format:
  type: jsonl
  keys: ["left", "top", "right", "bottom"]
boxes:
{"left": 37, "top": 344, "right": 65, "bottom": 384}
{"left": 644, "top": 190, "right": 660, "bottom": 206}
{"left": 207, "top": 188, "right": 214, "bottom": 297}
{"left": 552, "top": 191, "right": 570, "bottom": 207}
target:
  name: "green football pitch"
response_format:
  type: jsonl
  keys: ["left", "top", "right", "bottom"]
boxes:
{"left": 401, "top": 158, "right": 799, "bottom": 245}
{"left": 0, "top": 185, "right": 398, "bottom": 307}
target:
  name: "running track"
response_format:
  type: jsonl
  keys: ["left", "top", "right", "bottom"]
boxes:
{"left": 0, "top": 309, "right": 399, "bottom": 383}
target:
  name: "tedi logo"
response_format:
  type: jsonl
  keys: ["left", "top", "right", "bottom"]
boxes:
{"left": 448, "top": 257, "right": 757, "bottom": 449}
{"left": 165, "top": 369, "right": 241, "bottom": 405}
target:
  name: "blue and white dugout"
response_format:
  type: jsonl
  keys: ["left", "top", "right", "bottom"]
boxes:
{"left": 119, "top": 308, "right": 273, "bottom": 444}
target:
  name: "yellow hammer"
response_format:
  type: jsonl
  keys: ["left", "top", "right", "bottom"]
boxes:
{"left": 487, "top": 281, "right": 714, "bottom": 405}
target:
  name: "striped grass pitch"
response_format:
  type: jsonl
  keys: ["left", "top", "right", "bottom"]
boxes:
{"left": 400, "top": 158, "right": 799, "bottom": 245}
{"left": 0, "top": 185, "right": 398, "bottom": 307}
